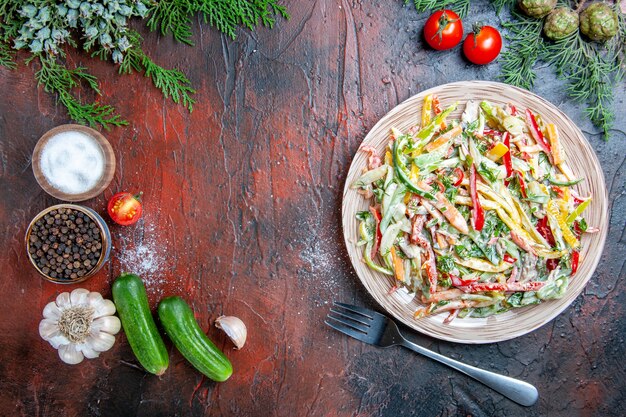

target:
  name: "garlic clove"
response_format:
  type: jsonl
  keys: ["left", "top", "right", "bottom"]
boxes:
{"left": 215, "top": 316, "right": 247, "bottom": 350}
{"left": 88, "top": 331, "right": 116, "bottom": 352}
{"left": 93, "top": 299, "right": 116, "bottom": 319}
{"left": 39, "top": 318, "right": 62, "bottom": 340}
{"left": 48, "top": 335, "right": 70, "bottom": 349}
{"left": 86, "top": 291, "right": 104, "bottom": 307}
{"left": 91, "top": 316, "right": 121, "bottom": 335}
{"left": 58, "top": 343, "right": 84, "bottom": 365}
{"left": 77, "top": 343, "right": 101, "bottom": 359}
{"left": 42, "top": 301, "right": 62, "bottom": 321}
{"left": 70, "top": 288, "right": 90, "bottom": 306}
{"left": 56, "top": 292, "right": 71, "bottom": 309}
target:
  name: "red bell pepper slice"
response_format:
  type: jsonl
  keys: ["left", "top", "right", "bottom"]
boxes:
{"left": 573, "top": 221, "right": 583, "bottom": 238}
{"left": 503, "top": 253, "right": 517, "bottom": 264}
{"left": 450, "top": 274, "right": 479, "bottom": 287}
{"left": 515, "top": 170, "right": 528, "bottom": 198}
{"left": 470, "top": 164, "right": 485, "bottom": 231}
{"left": 551, "top": 185, "right": 564, "bottom": 199}
{"left": 510, "top": 105, "right": 518, "bottom": 116}
{"left": 536, "top": 216, "right": 556, "bottom": 247}
{"left": 546, "top": 258, "right": 559, "bottom": 271}
{"left": 483, "top": 128, "right": 503, "bottom": 138}
{"left": 571, "top": 251, "right": 580, "bottom": 275}
{"left": 525, "top": 109, "right": 554, "bottom": 164}
{"left": 453, "top": 167, "right": 464, "bottom": 186}
{"left": 369, "top": 206, "right": 382, "bottom": 259}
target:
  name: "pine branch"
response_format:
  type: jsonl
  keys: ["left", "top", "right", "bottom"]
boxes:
{"left": 542, "top": 32, "right": 620, "bottom": 139}
{"left": 616, "top": 6, "right": 626, "bottom": 72}
{"left": 145, "top": 0, "right": 195, "bottom": 45}
{"left": 490, "top": 0, "right": 516, "bottom": 14}
{"left": 499, "top": 12, "right": 544, "bottom": 89}
{"left": 404, "top": 0, "right": 471, "bottom": 18}
{"left": 146, "top": 0, "right": 290, "bottom": 44}
{"left": 34, "top": 55, "right": 127, "bottom": 129}
{"left": 0, "top": 0, "right": 23, "bottom": 42}
{"left": 117, "top": 31, "right": 196, "bottom": 111}
{"left": 0, "top": 41, "right": 16, "bottom": 68}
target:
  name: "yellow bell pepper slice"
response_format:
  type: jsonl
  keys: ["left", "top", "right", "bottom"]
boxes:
{"left": 485, "top": 142, "right": 509, "bottom": 161}
{"left": 477, "top": 183, "right": 521, "bottom": 224}
{"left": 385, "top": 150, "right": 393, "bottom": 166}
{"left": 455, "top": 257, "right": 513, "bottom": 273}
{"left": 547, "top": 200, "right": 580, "bottom": 249}
{"left": 421, "top": 95, "right": 433, "bottom": 128}
{"left": 410, "top": 164, "right": 420, "bottom": 183}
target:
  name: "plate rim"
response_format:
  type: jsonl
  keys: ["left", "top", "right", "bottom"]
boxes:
{"left": 341, "top": 80, "right": 609, "bottom": 344}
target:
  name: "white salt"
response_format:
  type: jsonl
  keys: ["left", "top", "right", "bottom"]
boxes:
{"left": 39, "top": 130, "right": 105, "bottom": 194}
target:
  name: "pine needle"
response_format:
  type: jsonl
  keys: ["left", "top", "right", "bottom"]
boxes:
{"left": 0, "top": 41, "right": 16, "bottom": 68}
{"left": 542, "top": 31, "right": 621, "bottom": 138}
{"left": 34, "top": 55, "right": 127, "bottom": 129}
{"left": 1, "top": 0, "right": 288, "bottom": 128}
{"left": 146, "top": 0, "right": 290, "bottom": 44}
{"left": 114, "top": 30, "right": 196, "bottom": 111}
{"left": 499, "top": 12, "right": 544, "bottom": 90}
{"left": 500, "top": 4, "right": 625, "bottom": 139}
{"left": 490, "top": 0, "right": 517, "bottom": 14}
{"left": 404, "top": 0, "right": 471, "bottom": 18}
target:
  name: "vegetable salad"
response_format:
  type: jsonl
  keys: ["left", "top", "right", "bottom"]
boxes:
{"left": 351, "top": 96, "right": 594, "bottom": 322}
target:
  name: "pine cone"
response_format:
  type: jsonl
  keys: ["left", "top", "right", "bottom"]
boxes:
{"left": 543, "top": 8, "right": 579, "bottom": 40}
{"left": 519, "top": 0, "right": 557, "bottom": 18}
{"left": 579, "top": 3, "right": 618, "bottom": 42}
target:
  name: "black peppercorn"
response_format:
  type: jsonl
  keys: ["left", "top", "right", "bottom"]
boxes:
{"left": 28, "top": 208, "right": 104, "bottom": 281}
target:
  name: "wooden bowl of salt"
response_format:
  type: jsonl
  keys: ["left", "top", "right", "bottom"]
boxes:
{"left": 32, "top": 125, "right": 116, "bottom": 202}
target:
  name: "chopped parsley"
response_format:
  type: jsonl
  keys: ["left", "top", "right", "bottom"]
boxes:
{"left": 437, "top": 255, "right": 456, "bottom": 273}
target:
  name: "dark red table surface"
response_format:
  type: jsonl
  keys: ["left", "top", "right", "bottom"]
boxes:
{"left": 1, "top": 1, "right": 624, "bottom": 416}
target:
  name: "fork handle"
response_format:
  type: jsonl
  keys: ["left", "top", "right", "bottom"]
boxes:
{"left": 401, "top": 339, "right": 538, "bottom": 406}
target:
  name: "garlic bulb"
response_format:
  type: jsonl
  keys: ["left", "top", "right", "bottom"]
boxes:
{"left": 39, "top": 288, "right": 121, "bottom": 364}
{"left": 215, "top": 316, "right": 247, "bottom": 349}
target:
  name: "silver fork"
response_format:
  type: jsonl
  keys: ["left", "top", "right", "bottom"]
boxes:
{"left": 325, "top": 302, "right": 539, "bottom": 407}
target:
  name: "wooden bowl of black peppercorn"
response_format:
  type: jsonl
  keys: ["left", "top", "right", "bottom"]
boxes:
{"left": 25, "top": 204, "right": 111, "bottom": 284}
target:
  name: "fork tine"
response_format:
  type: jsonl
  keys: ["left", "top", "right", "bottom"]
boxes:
{"left": 333, "top": 302, "right": 376, "bottom": 319}
{"left": 324, "top": 319, "right": 369, "bottom": 341}
{"left": 326, "top": 313, "right": 369, "bottom": 333}
{"left": 329, "top": 308, "right": 372, "bottom": 326}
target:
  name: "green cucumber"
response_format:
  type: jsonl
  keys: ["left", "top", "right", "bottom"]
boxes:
{"left": 112, "top": 273, "right": 169, "bottom": 375}
{"left": 158, "top": 296, "right": 233, "bottom": 382}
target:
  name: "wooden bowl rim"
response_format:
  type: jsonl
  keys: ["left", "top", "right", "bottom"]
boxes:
{"left": 31, "top": 124, "right": 116, "bottom": 202}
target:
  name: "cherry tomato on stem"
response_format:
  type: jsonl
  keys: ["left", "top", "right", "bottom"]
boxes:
{"left": 463, "top": 24, "right": 502, "bottom": 65}
{"left": 108, "top": 191, "right": 143, "bottom": 226}
{"left": 423, "top": 10, "right": 463, "bottom": 51}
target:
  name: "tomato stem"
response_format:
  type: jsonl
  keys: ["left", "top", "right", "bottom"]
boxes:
{"left": 471, "top": 23, "right": 484, "bottom": 48}
{"left": 432, "top": 11, "right": 459, "bottom": 42}
{"left": 133, "top": 191, "right": 144, "bottom": 202}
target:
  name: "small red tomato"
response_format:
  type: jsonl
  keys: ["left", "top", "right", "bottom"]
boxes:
{"left": 107, "top": 192, "right": 143, "bottom": 225}
{"left": 463, "top": 24, "right": 502, "bottom": 65}
{"left": 423, "top": 10, "right": 463, "bottom": 51}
